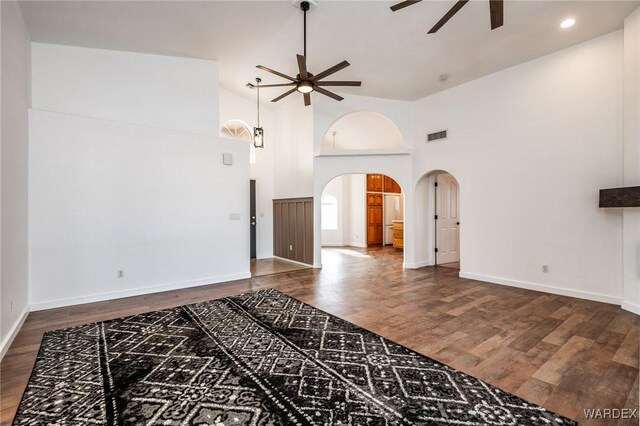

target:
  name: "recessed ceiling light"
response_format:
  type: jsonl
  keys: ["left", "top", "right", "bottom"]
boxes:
{"left": 559, "top": 18, "right": 576, "bottom": 29}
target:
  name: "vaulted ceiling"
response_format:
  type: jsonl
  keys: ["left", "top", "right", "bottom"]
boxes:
{"left": 19, "top": 1, "right": 639, "bottom": 101}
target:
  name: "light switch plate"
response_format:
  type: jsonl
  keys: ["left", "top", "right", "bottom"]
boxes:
{"left": 229, "top": 213, "right": 241, "bottom": 220}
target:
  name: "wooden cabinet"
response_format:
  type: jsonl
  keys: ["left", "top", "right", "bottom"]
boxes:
{"left": 366, "top": 193, "right": 383, "bottom": 246}
{"left": 366, "top": 174, "right": 383, "bottom": 192}
{"left": 392, "top": 221, "right": 404, "bottom": 249}
{"left": 366, "top": 175, "right": 401, "bottom": 247}
{"left": 368, "top": 174, "right": 401, "bottom": 194}
{"left": 384, "top": 176, "right": 401, "bottom": 194}
{"left": 273, "top": 198, "right": 313, "bottom": 265}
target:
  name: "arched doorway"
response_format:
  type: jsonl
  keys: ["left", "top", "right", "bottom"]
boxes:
{"left": 415, "top": 170, "right": 461, "bottom": 269}
{"left": 319, "top": 173, "right": 405, "bottom": 270}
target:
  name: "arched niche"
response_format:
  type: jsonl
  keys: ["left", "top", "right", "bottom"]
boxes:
{"left": 321, "top": 111, "right": 405, "bottom": 151}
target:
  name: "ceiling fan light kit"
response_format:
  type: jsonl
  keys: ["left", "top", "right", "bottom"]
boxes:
{"left": 255, "top": 1, "right": 361, "bottom": 106}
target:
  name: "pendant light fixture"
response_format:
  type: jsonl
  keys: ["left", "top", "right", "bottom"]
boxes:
{"left": 253, "top": 77, "right": 264, "bottom": 148}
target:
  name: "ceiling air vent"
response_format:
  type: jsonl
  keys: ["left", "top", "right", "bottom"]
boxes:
{"left": 427, "top": 130, "right": 448, "bottom": 142}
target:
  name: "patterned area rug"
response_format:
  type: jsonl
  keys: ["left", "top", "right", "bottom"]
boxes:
{"left": 14, "top": 288, "right": 577, "bottom": 425}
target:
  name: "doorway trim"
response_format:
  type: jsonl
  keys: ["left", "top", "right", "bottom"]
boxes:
{"left": 433, "top": 172, "right": 460, "bottom": 266}
{"left": 414, "top": 169, "right": 461, "bottom": 270}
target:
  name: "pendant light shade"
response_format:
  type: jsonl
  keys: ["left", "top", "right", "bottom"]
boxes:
{"left": 253, "top": 127, "right": 264, "bottom": 148}
{"left": 253, "top": 78, "right": 264, "bottom": 148}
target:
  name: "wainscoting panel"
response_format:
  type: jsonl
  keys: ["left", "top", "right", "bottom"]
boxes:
{"left": 273, "top": 198, "right": 313, "bottom": 265}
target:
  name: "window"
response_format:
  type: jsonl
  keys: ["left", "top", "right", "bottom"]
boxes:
{"left": 221, "top": 119, "right": 256, "bottom": 164}
{"left": 321, "top": 195, "right": 338, "bottom": 230}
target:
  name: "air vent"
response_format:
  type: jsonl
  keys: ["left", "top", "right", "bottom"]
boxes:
{"left": 427, "top": 130, "right": 448, "bottom": 142}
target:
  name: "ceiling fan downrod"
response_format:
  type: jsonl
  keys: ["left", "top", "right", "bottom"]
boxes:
{"left": 301, "top": 1, "right": 309, "bottom": 58}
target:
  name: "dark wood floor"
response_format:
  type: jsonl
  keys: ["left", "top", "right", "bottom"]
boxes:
{"left": 250, "top": 257, "right": 310, "bottom": 277}
{"left": 1, "top": 247, "right": 638, "bottom": 425}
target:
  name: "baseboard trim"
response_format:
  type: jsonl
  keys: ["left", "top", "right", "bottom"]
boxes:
{"left": 272, "top": 256, "right": 313, "bottom": 268}
{"left": 621, "top": 301, "right": 640, "bottom": 315}
{"left": 403, "top": 260, "right": 433, "bottom": 269}
{"left": 30, "top": 272, "right": 252, "bottom": 312}
{"left": 0, "top": 305, "right": 30, "bottom": 361}
{"left": 459, "top": 271, "right": 621, "bottom": 305}
{"left": 321, "top": 243, "right": 367, "bottom": 249}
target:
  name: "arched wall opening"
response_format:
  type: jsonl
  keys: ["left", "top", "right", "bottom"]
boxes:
{"left": 320, "top": 111, "right": 405, "bottom": 151}
{"left": 318, "top": 173, "right": 406, "bottom": 268}
{"left": 415, "top": 170, "right": 461, "bottom": 269}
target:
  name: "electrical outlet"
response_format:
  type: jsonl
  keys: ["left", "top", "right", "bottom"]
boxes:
{"left": 289, "top": 245, "right": 293, "bottom": 251}
{"left": 542, "top": 265, "right": 549, "bottom": 273}
{"left": 118, "top": 270, "right": 124, "bottom": 278}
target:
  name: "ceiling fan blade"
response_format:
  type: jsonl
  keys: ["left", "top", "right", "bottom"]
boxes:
{"left": 428, "top": 0, "right": 469, "bottom": 34}
{"left": 304, "top": 93, "right": 311, "bottom": 106}
{"left": 489, "top": 0, "right": 503, "bottom": 30}
{"left": 311, "top": 60, "right": 350, "bottom": 82}
{"left": 315, "top": 87, "right": 344, "bottom": 102}
{"left": 271, "top": 88, "right": 297, "bottom": 102}
{"left": 259, "top": 83, "right": 296, "bottom": 88}
{"left": 256, "top": 65, "right": 297, "bottom": 82}
{"left": 390, "top": 0, "right": 422, "bottom": 12}
{"left": 316, "top": 81, "right": 361, "bottom": 87}
{"left": 297, "top": 54, "right": 308, "bottom": 80}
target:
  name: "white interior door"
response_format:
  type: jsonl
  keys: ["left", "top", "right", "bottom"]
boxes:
{"left": 436, "top": 173, "right": 460, "bottom": 264}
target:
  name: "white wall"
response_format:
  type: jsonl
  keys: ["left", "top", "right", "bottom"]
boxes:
{"left": 31, "top": 43, "right": 219, "bottom": 136}
{"left": 623, "top": 8, "right": 640, "bottom": 314}
{"left": 219, "top": 87, "right": 275, "bottom": 259}
{"left": 412, "top": 31, "right": 625, "bottom": 304}
{"left": 348, "top": 175, "right": 367, "bottom": 248}
{"left": 273, "top": 96, "right": 314, "bottom": 199}
{"left": 1, "top": 1, "right": 31, "bottom": 359}
{"left": 29, "top": 44, "right": 250, "bottom": 310}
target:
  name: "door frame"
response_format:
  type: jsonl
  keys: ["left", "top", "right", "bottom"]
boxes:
{"left": 250, "top": 179, "right": 256, "bottom": 259}
{"left": 431, "top": 172, "right": 460, "bottom": 267}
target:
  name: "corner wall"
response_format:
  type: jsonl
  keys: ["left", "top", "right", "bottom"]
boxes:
{"left": 219, "top": 87, "right": 275, "bottom": 259}
{"left": 28, "top": 44, "right": 250, "bottom": 310}
{"left": 1, "top": 1, "right": 31, "bottom": 359}
{"left": 412, "top": 31, "right": 625, "bottom": 304}
{"left": 623, "top": 8, "right": 640, "bottom": 314}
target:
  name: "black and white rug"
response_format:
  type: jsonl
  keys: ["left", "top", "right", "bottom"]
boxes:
{"left": 14, "top": 288, "right": 577, "bottom": 425}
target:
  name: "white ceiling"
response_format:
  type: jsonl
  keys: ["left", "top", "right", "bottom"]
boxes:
{"left": 19, "top": 0, "right": 639, "bottom": 102}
